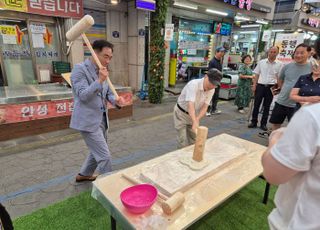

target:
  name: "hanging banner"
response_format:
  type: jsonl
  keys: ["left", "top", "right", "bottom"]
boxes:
{"left": 164, "top": 24, "right": 174, "bottom": 41}
{"left": 275, "top": 33, "right": 304, "bottom": 63}
{"left": 30, "top": 23, "right": 46, "bottom": 34}
{"left": 223, "top": 0, "right": 253, "bottom": 11}
{"left": 2, "top": 34, "right": 17, "bottom": 44}
{"left": 0, "top": 0, "right": 28, "bottom": 12}
{"left": 0, "top": 0, "right": 83, "bottom": 18}
{"left": 0, "top": 25, "right": 16, "bottom": 35}
{"left": 27, "top": 0, "right": 83, "bottom": 18}
{"left": 261, "top": 30, "right": 271, "bottom": 42}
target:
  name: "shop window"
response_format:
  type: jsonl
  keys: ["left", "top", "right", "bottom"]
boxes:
{"left": 30, "top": 22, "right": 61, "bottom": 83}
{"left": 0, "top": 20, "right": 36, "bottom": 86}
{"left": 83, "top": 9, "right": 107, "bottom": 58}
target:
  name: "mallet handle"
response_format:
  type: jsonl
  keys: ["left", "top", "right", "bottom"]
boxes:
{"left": 81, "top": 33, "right": 119, "bottom": 100}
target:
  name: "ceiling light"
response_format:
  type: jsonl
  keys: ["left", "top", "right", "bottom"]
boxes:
{"left": 240, "top": 31, "right": 257, "bottom": 34}
{"left": 173, "top": 2, "right": 198, "bottom": 10}
{"left": 206, "top": 9, "right": 228, "bottom": 16}
{"left": 241, "top": 24, "right": 261, "bottom": 28}
{"left": 271, "top": 29, "right": 284, "bottom": 32}
{"left": 110, "top": 0, "right": 118, "bottom": 4}
{"left": 235, "top": 16, "right": 250, "bottom": 21}
{"left": 256, "top": 19, "right": 268, "bottom": 25}
{"left": 0, "top": 19, "right": 21, "bottom": 23}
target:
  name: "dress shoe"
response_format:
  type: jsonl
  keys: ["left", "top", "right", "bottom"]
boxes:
{"left": 248, "top": 123, "right": 257, "bottom": 128}
{"left": 260, "top": 125, "right": 268, "bottom": 131}
{"left": 75, "top": 174, "right": 97, "bottom": 182}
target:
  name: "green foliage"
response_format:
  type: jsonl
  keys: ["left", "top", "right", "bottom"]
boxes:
{"left": 148, "top": 0, "right": 169, "bottom": 104}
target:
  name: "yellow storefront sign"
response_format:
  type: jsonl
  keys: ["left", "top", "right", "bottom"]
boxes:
{"left": 0, "top": 25, "right": 16, "bottom": 35}
{"left": 0, "top": 0, "right": 28, "bottom": 12}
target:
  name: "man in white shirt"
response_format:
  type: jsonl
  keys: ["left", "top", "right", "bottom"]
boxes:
{"left": 262, "top": 103, "right": 320, "bottom": 230}
{"left": 262, "top": 38, "right": 320, "bottom": 230}
{"left": 174, "top": 68, "right": 222, "bottom": 148}
{"left": 248, "top": 47, "right": 282, "bottom": 131}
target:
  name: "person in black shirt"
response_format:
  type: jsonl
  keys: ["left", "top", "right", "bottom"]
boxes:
{"left": 206, "top": 47, "right": 225, "bottom": 116}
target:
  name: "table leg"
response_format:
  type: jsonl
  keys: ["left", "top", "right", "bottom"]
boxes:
{"left": 262, "top": 182, "right": 270, "bottom": 205}
{"left": 259, "top": 175, "right": 270, "bottom": 204}
{"left": 110, "top": 216, "right": 116, "bottom": 230}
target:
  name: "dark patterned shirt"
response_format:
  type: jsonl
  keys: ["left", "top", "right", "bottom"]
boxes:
{"left": 294, "top": 73, "right": 320, "bottom": 97}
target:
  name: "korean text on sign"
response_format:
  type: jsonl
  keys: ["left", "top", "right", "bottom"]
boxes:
{"left": 27, "top": 0, "right": 83, "bottom": 18}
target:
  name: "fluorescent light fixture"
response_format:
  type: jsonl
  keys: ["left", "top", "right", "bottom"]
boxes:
{"left": 256, "top": 19, "right": 268, "bottom": 25}
{"left": 206, "top": 9, "right": 228, "bottom": 16}
{"left": 241, "top": 24, "right": 261, "bottom": 28}
{"left": 0, "top": 19, "right": 21, "bottom": 23}
{"left": 240, "top": 31, "right": 257, "bottom": 34}
{"left": 271, "top": 29, "right": 284, "bottom": 32}
{"left": 311, "top": 35, "right": 318, "bottom": 40}
{"left": 235, "top": 16, "right": 250, "bottom": 21}
{"left": 173, "top": 1, "right": 198, "bottom": 10}
{"left": 111, "top": 0, "right": 118, "bottom": 4}
{"left": 308, "top": 31, "right": 314, "bottom": 34}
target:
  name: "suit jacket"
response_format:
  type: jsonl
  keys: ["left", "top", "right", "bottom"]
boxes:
{"left": 70, "top": 59, "right": 115, "bottom": 132}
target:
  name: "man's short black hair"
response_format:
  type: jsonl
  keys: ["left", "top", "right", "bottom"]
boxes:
{"left": 92, "top": 40, "right": 114, "bottom": 52}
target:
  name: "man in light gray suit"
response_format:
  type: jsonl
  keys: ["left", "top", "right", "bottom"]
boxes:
{"left": 70, "top": 40, "right": 124, "bottom": 182}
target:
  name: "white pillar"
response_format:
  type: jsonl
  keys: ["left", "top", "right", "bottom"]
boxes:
{"left": 128, "top": 1, "right": 146, "bottom": 91}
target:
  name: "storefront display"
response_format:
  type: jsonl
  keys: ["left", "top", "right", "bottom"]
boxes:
{"left": 0, "top": 83, "right": 133, "bottom": 141}
{"left": 229, "top": 30, "right": 259, "bottom": 68}
{"left": 171, "top": 18, "right": 214, "bottom": 81}
{"left": 0, "top": 1, "right": 133, "bottom": 141}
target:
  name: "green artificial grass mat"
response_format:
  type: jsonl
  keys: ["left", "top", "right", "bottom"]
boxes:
{"left": 13, "top": 178, "right": 276, "bottom": 230}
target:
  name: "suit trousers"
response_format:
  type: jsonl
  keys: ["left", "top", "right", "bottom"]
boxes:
{"left": 79, "top": 114, "right": 111, "bottom": 176}
{"left": 251, "top": 84, "right": 274, "bottom": 126}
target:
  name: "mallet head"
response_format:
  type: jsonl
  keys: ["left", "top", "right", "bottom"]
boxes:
{"left": 66, "top": 15, "right": 94, "bottom": 41}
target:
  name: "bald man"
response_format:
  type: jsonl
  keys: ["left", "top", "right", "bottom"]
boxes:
{"left": 248, "top": 47, "right": 283, "bottom": 131}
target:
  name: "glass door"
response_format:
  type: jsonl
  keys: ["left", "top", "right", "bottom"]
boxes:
{"left": 0, "top": 19, "right": 36, "bottom": 86}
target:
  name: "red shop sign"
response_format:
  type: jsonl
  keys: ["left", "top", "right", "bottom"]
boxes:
{"left": 27, "top": 0, "right": 84, "bottom": 19}
{"left": 0, "top": 92, "right": 133, "bottom": 125}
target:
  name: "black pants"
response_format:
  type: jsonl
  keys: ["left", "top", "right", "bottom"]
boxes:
{"left": 251, "top": 84, "right": 274, "bottom": 126}
{"left": 207, "top": 86, "right": 220, "bottom": 113}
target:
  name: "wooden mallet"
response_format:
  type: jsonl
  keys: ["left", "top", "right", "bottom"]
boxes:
{"left": 122, "top": 173, "right": 185, "bottom": 215}
{"left": 66, "top": 15, "right": 119, "bottom": 100}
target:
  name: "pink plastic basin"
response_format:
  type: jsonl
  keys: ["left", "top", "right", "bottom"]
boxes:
{"left": 120, "top": 184, "right": 158, "bottom": 214}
